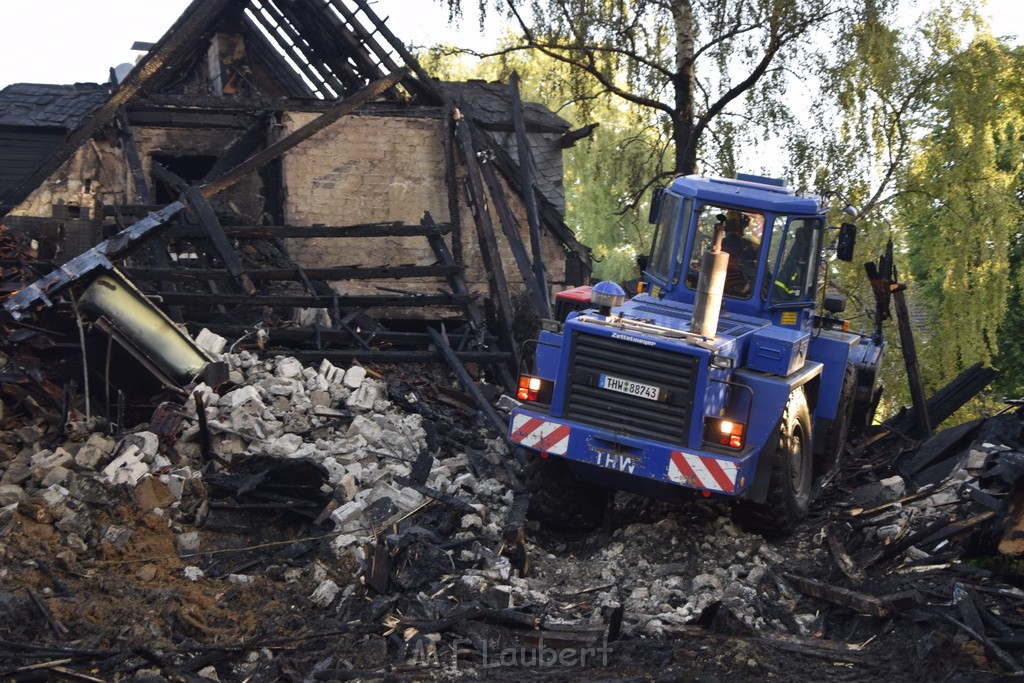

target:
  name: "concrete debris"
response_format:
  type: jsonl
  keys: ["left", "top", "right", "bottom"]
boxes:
{"left": 2, "top": 347, "right": 1024, "bottom": 680}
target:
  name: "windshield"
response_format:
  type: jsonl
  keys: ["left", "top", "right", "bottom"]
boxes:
{"left": 765, "top": 216, "right": 823, "bottom": 304}
{"left": 647, "top": 192, "right": 685, "bottom": 284}
{"left": 684, "top": 204, "right": 765, "bottom": 300}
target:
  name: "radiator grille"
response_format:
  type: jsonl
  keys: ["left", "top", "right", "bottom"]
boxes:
{"left": 565, "top": 332, "right": 698, "bottom": 444}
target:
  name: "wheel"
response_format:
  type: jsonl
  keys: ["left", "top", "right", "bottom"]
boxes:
{"left": 815, "top": 365, "right": 857, "bottom": 475}
{"left": 523, "top": 452, "right": 609, "bottom": 532}
{"left": 733, "top": 387, "right": 813, "bottom": 537}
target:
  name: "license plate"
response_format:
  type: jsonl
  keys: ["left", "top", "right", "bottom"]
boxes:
{"left": 598, "top": 374, "right": 664, "bottom": 401}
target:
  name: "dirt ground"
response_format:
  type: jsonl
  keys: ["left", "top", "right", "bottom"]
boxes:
{"left": 1, "top": 364, "right": 1022, "bottom": 682}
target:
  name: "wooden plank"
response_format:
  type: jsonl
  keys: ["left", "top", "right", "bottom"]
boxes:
{"left": 442, "top": 103, "right": 464, "bottom": 263}
{"left": 896, "top": 419, "right": 982, "bottom": 479}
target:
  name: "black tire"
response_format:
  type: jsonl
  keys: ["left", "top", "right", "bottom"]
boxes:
{"left": 816, "top": 364, "right": 857, "bottom": 475}
{"left": 733, "top": 387, "right": 813, "bottom": 537}
{"left": 523, "top": 452, "right": 609, "bottom": 532}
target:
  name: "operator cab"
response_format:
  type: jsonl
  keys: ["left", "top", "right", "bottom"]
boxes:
{"left": 644, "top": 174, "right": 825, "bottom": 329}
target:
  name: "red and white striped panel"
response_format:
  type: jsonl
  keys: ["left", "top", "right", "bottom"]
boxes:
{"left": 510, "top": 414, "right": 570, "bottom": 455}
{"left": 668, "top": 451, "right": 737, "bottom": 493}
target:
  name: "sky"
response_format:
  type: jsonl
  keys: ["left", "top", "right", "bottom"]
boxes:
{"left": 0, "top": 0, "right": 1020, "bottom": 89}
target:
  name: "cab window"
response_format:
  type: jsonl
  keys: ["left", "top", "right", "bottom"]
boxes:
{"left": 684, "top": 205, "right": 765, "bottom": 299}
{"left": 647, "top": 193, "right": 684, "bottom": 284}
{"left": 765, "top": 216, "right": 823, "bottom": 304}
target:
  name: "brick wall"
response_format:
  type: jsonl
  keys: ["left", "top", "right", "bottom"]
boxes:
{"left": 281, "top": 112, "right": 569, "bottom": 313}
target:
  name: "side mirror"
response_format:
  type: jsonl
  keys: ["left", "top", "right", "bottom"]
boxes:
{"left": 823, "top": 294, "right": 846, "bottom": 313}
{"left": 836, "top": 222, "right": 856, "bottom": 262}
{"left": 648, "top": 188, "right": 664, "bottom": 224}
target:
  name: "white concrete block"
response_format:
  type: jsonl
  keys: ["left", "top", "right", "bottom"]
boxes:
{"left": 195, "top": 328, "right": 228, "bottom": 355}
{"left": 342, "top": 365, "right": 367, "bottom": 389}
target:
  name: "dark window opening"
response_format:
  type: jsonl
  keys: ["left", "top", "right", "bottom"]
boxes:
{"left": 151, "top": 154, "right": 218, "bottom": 204}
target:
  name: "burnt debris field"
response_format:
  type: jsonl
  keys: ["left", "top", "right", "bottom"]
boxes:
{"left": 2, "top": 344, "right": 1024, "bottom": 681}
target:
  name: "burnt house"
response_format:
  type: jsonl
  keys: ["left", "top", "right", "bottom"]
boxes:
{"left": 0, "top": 0, "right": 592, "bottom": 387}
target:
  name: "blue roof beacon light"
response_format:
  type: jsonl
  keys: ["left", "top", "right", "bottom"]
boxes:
{"left": 590, "top": 280, "right": 626, "bottom": 316}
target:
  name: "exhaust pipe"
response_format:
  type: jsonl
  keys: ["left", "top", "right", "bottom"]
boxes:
{"left": 690, "top": 227, "right": 729, "bottom": 338}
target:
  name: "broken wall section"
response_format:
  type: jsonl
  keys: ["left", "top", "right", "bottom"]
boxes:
{"left": 280, "top": 110, "right": 572, "bottom": 319}
{"left": 5, "top": 134, "right": 129, "bottom": 259}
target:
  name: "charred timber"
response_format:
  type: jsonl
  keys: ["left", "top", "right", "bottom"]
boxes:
{"left": 164, "top": 223, "right": 453, "bottom": 239}
{"left": 267, "top": 349, "right": 511, "bottom": 364}
{"left": 151, "top": 292, "right": 471, "bottom": 307}
{"left": 124, "top": 264, "right": 462, "bottom": 281}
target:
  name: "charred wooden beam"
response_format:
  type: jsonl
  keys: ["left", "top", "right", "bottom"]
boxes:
{"left": 244, "top": 1, "right": 347, "bottom": 98}
{"left": 783, "top": 573, "right": 888, "bottom": 617}
{"left": 123, "top": 109, "right": 253, "bottom": 128}
{"left": 153, "top": 292, "right": 469, "bottom": 308}
{"left": 454, "top": 112, "right": 519, "bottom": 376}
{"left": 183, "top": 187, "right": 256, "bottom": 296}
{"left": 150, "top": 161, "right": 189, "bottom": 196}
{"left": 510, "top": 71, "right": 551, "bottom": 318}
{"left": 867, "top": 511, "right": 996, "bottom": 568}
{"left": 892, "top": 279, "right": 931, "bottom": 438}
{"left": 886, "top": 362, "right": 997, "bottom": 440}
{"left": 442, "top": 103, "right": 464, "bottom": 264}
{"left": 474, "top": 135, "right": 546, "bottom": 318}
{"left": 284, "top": 1, "right": 375, "bottom": 92}
{"left": 264, "top": 348, "right": 511, "bottom": 365}
{"left": 166, "top": 223, "right": 453, "bottom": 239}
{"left": 115, "top": 107, "right": 150, "bottom": 204}
{"left": 326, "top": 0, "right": 404, "bottom": 75}
{"left": 427, "top": 327, "right": 507, "bottom": 437}
{"left": 896, "top": 418, "right": 982, "bottom": 484}
{"left": 422, "top": 213, "right": 483, "bottom": 330}
{"left": 190, "top": 324, "right": 497, "bottom": 349}
{"left": 201, "top": 112, "right": 274, "bottom": 182}
{"left": 5, "top": 202, "right": 186, "bottom": 320}
{"left": 200, "top": 69, "right": 408, "bottom": 197}
{"left": 347, "top": 0, "right": 446, "bottom": 102}
{"left": 124, "top": 264, "right": 461, "bottom": 282}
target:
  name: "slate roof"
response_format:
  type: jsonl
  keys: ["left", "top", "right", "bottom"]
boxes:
{"left": 0, "top": 83, "right": 109, "bottom": 129}
{"left": 439, "top": 80, "right": 569, "bottom": 133}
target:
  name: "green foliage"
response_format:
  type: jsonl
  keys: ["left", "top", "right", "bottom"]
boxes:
{"left": 897, "top": 35, "right": 1024, "bottom": 395}
{"left": 426, "top": 1, "right": 1024, "bottom": 419}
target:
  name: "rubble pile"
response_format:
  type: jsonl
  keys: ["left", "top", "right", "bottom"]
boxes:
{"left": 3, "top": 346, "right": 1024, "bottom": 679}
